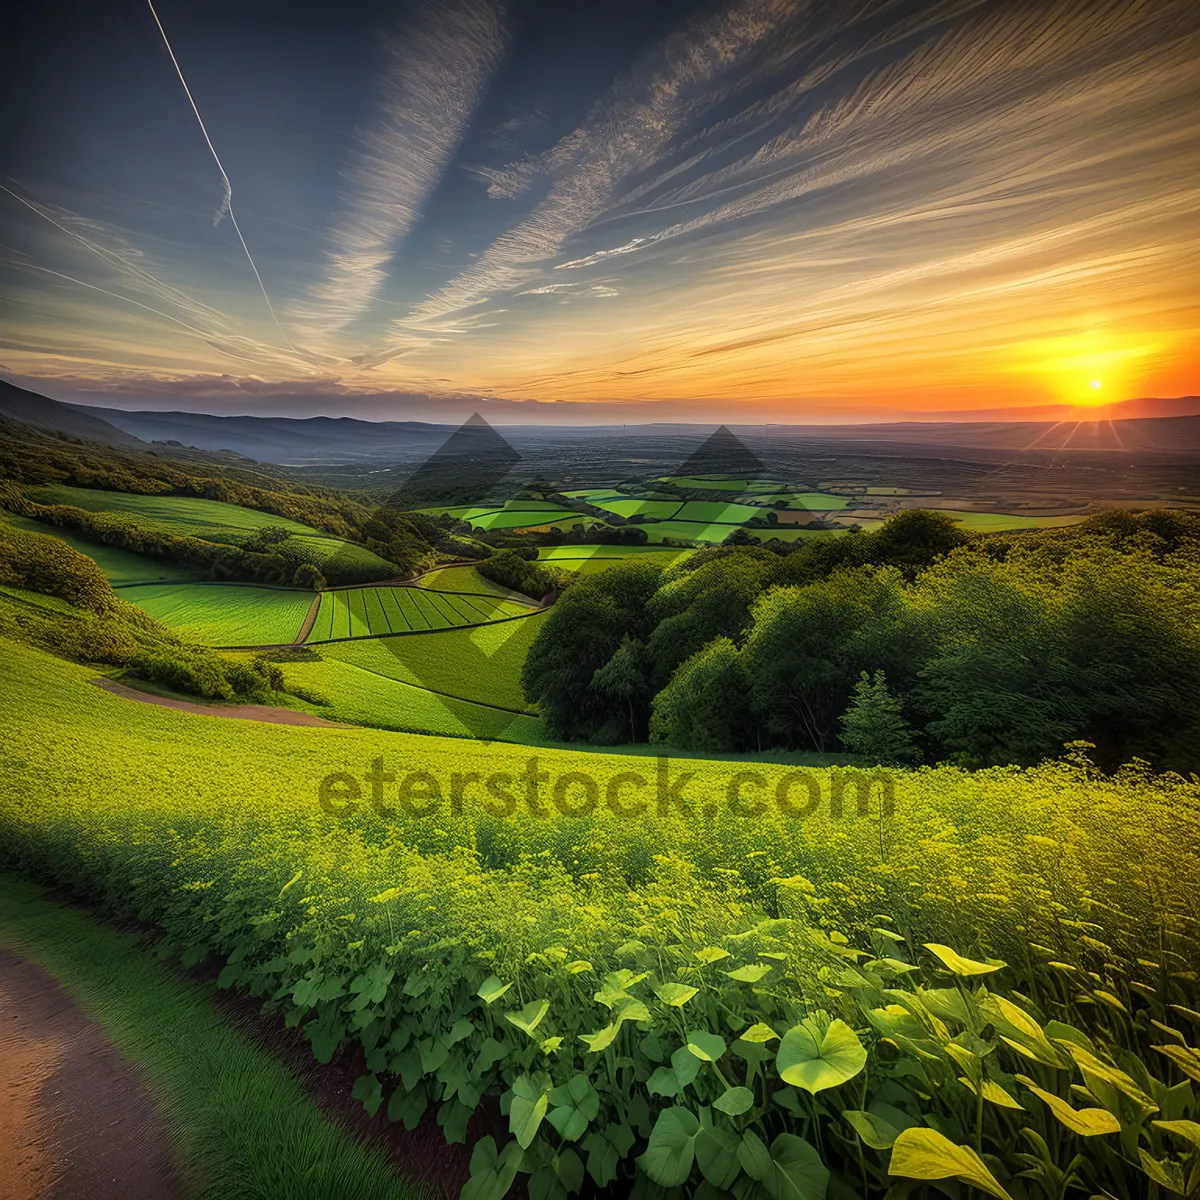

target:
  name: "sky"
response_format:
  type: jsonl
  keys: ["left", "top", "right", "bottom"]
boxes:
{"left": 2, "top": 0, "right": 1199, "bottom": 424}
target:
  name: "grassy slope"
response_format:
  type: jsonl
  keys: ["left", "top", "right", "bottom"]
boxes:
{"left": 0, "top": 874, "right": 422, "bottom": 1200}
{"left": 28, "top": 484, "right": 325, "bottom": 540}
{"left": 23, "top": 486, "right": 397, "bottom": 577}
{"left": 120, "top": 582, "right": 315, "bottom": 646}
{"left": 317, "top": 615, "right": 543, "bottom": 712}
{"left": 414, "top": 565, "right": 525, "bottom": 598}
{"left": 6, "top": 514, "right": 203, "bottom": 584}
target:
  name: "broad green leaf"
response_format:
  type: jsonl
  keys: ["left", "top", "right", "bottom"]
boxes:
{"left": 555, "top": 1147, "right": 585, "bottom": 1194}
{"left": 695, "top": 1124, "right": 741, "bottom": 1190}
{"left": 1138, "top": 1149, "right": 1189, "bottom": 1195}
{"left": 638, "top": 1106, "right": 700, "bottom": 1187}
{"left": 713, "top": 1086, "right": 755, "bottom": 1116}
{"left": 777, "top": 1011, "right": 867, "bottom": 1094}
{"left": 578, "top": 1023, "right": 619, "bottom": 1053}
{"left": 957, "top": 1076, "right": 1024, "bottom": 1110}
{"left": 924, "top": 944, "right": 1005, "bottom": 977}
{"left": 647, "top": 1066, "right": 681, "bottom": 1097}
{"left": 474, "top": 1037, "right": 509, "bottom": 1076}
{"left": 1153, "top": 1119, "right": 1200, "bottom": 1151}
{"left": 1153, "top": 1044, "right": 1200, "bottom": 1083}
{"left": 654, "top": 982, "right": 700, "bottom": 1007}
{"left": 888, "top": 1128, "right": 1012, "bottom": 1199}
{"left": 695, "top": 946, "right": 731, "bottom": 965}
{"left": 766, "top": 1132, "right": 830, "bottom": 1200}
{"left": 1058, "top": 1042, "right": 1158, "bottom": 1109}
{"left": 477, "top": 975, "right": 513, "bottom": 1005}
{"left": 506, "top": 999, "right": 550, "bottom": 1037}
{"left": 351, "top": 1073, "right": 382, "bottom": 1118}
{"left": 546, "top": 1073, "right": 600, "bottom": 1141}
{"left": 672, "top": 1045, "right": 702, "bottom": 1086}
{"left": 1017, "top": 1078, "right": 1121, "bottom": 1135}
{"left": 442, "top": 1018, "right": 475, "bottom": 1046}
{"left": 725, "top": 963, "right": 773, "bottom": 984}
{"left": 738, "top": 1130, "right": 773, "bottom": 1181}
{"left": 740, "top": 1022, "right": 779, "bottom": 1043}
{"left": 842, "top": 1103, "right": 916, "bottom": 1150}
{"left": 565, "top": 960, "right": 593, "bottom": 975}
{"left": 686, "top": 1030, "right": 727, "bottom": 1062}
{"left": 462, "top": 1136, "right": 524, "bottom": 1200}
{"left": 509, "top": 1074, "right": 551, "bottom": 1149}
{"left": 387, "top": 1084, "right": 427, "bottom": 1130}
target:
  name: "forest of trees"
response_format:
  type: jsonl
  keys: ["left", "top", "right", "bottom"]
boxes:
{"left": 522, "top": 509, "right": 1200, "bottom": 772}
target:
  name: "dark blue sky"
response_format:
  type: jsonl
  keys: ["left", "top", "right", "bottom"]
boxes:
{"left": 3, "top": 0, "right": 1198, "bottom": 421}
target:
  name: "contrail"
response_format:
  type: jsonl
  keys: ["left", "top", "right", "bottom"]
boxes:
{"left": 145, "top": 0, "right": 296, "bottom": 355}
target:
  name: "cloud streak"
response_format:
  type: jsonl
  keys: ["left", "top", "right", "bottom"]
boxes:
{"left": 294, "top": 0, "right": 508, "bottom": 343}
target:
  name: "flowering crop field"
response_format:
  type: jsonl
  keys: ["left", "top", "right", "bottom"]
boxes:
{"left": 3, "top": 636, "right": 1198, "bottom": 1199}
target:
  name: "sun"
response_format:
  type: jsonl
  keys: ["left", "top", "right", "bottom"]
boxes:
{"left": 1090, "top": 380, "right": 1102, "bottom": 390}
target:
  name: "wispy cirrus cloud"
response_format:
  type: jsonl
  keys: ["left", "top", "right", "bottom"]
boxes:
{"left": 399, "top": 0, "right": 799, "bottom": 331}
{"left": 293, "top": 0, "right": 508, "bottom": 346}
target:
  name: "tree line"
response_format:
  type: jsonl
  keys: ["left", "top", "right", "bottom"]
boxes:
{"left": 521, "top": 509, "right": 1200, "bottom": 772}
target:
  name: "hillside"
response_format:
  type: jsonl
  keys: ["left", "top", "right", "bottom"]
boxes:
{"left": 0, "top": 378, "right": 146, "bottom": 447}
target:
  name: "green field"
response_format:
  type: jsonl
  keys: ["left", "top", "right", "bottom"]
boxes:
{"left": 425, "top": 500, "right": 589, "bottom": 531}
{"left": 28, "top": 484, "right": 325, "bottom": 541}
{"left": 937, "top": 509, "right": 1084, "bottom": 530}
{"left": 771, "top": 491, "right": 850, "bottom": 510}
{"left": 319, "top": 616, "right": 543, "bottom": 712}
{"left": 310, "top": 585, "right": 533, "bottom": 641}
{"left": 6, "top": 514, "right": 203, "bottom": 584}
{"left": 121, "top": 583, "right": 315, "bottom": 646}
{"left": 586, "top": 498, "right": 684, "bottom": 519}
{"left": 281, "top": 653, "right": 544, "bottom": 740}
{"left": 415, "top": 564, "right": 526, "bottom": 597}
{"left": 25, "top": 485, "right": 397, "bottom": 579}
{"left": 3, "top": 636, "right": 1196, "bottom": 1200}
{"left": 536, "top": 545, "right": 691, "bottom": 568}
{"left": 470, "top": 509, "right": 584, "bottom": 530}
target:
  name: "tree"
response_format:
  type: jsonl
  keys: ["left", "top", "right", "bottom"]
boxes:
{"left": 649, "top": 637, "right": 753, "bottom": 751}
{"left": 591, "top": 635, "right": 649, "bottom": 742}
{"left": 522, "top": 560, "right": 664, "bottom": 742}
{"left": 839, "top": 670, "right": 918, "bottom": 764}
{"left": 292, "top": 563, "right": 327, "bottom": 590}
{"left": 740, "top": 567, "right": 918, "bottom": 753}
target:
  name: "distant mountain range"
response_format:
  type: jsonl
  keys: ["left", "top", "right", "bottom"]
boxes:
{"left": 2, "top": 376, "right": 1200, "bottom": 463}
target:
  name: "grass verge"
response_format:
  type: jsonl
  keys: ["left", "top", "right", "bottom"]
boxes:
{"left": 0, "top": 874, "right": 426, "bottom": 1200}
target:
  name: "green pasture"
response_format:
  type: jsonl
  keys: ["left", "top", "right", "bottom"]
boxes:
{"left": 937, "top": 509, "right": 1084, "bottom": 531}
{"left": 415, "top": 564, "right": 526, "bottom": 598}
{"left": 310, "top": 585, "right": 532, "bottom": 641}
{"left": 318, "top": 615, "right": 544, "bottom": 713}
{"left": 27, "top": 484, "right": 324, "bottom": 542}
{"left": 586, "top": 498, "right": 684, "bottom": 520}
{"left": 5, "top": 514, "right": 202, "bottom": 584}
{"left": 121, "top": 582, "right": 314, "bottom": 646}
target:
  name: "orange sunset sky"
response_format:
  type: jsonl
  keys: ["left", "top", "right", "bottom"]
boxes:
{"left": 2, "top": 0, "right": 1198, "bottom": 422}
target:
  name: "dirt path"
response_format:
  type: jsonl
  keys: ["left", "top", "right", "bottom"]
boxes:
{"left": 293, "top": 593, "right": 322, "bottom": 644}
{"left": 92, "top": 678, "right": 345, "bottom": 727}
{"left": 0, "top": 947, "right": 184, "bottom": 1199}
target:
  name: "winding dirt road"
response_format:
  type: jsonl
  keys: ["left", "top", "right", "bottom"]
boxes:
{"left": 0, "top": 948, "right": 184, "bottom": 1199}
{"left": 92, "top": 677, "right": 345, "bottom": 726}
